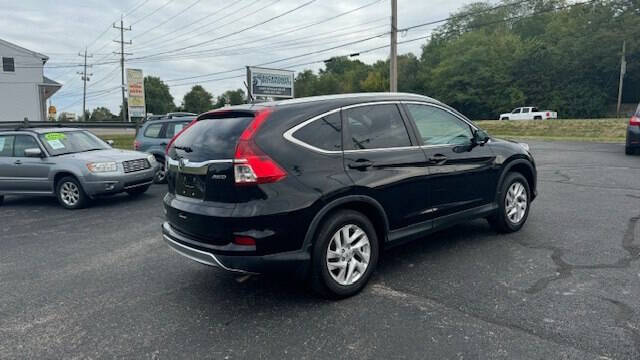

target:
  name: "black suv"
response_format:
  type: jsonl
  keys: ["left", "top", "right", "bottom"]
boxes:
{"left": 162, "top": 93, "right": 537, "bottom": 298}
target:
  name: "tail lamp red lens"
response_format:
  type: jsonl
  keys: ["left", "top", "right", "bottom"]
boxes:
{"left": 133, "top": 140, "right": 140, "bottom": 150}
{"left": 233, "top": 236, "right": 256, "bottom": 246}
{"left": 234, "top": 109, "right": 286, "bottom": 186}
{"left": 630, "top": 116, "right": 640, "bottom": 126}
{"left": 165, "top": 118, "right": 197, "bottom": 154}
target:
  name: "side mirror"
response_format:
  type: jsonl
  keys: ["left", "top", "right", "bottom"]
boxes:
{"left": 474, "top": 129, "right": 490, "bottom": 145}
{"left": 106, "top": 140, "right": 115, "bottom": 146}
{"left": 24, "top": 148, "right": 43, "bottom": 158}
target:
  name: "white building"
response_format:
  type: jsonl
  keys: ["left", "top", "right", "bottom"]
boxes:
{"left": 0, "top": 38, "right": 61, "bottom": 122}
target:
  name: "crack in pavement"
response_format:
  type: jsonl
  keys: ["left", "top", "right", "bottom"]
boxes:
{"left": 522, "top": 215, "right": 640, "bottom": 295}
{"left": 370, "top": 283, "right": 604, "bottom": 357}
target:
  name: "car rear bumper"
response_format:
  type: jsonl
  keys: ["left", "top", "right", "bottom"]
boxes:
{"left": 82, "top": 165, "right": 158, "bottom": 196}
{"left": 161, "top": 222, "right": 310, "bottom": 276}
{"left": 626, "top": 125, "right": 640, "bottom": 149}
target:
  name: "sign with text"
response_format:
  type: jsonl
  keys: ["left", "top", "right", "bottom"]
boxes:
{"left": 126, "top": 68, "right": 146, "bottom": 119}
{"left": 247, "top": 67, "right": 294, "bottom": 99}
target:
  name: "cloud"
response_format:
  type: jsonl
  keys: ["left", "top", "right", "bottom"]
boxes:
{"left": 3, "top": 0, "right": 472, "bottom": 115}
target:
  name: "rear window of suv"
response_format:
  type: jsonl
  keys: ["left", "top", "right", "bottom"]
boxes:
{"left": 168, "top": 116, "right": 253, "bottom": 162}
{"left": 292, "top": 112, "right": 342, "bottom": 152}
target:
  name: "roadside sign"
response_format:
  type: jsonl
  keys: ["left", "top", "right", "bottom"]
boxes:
{"left": 126, "top": 69, "right": 146, "bottom": 120}
{"left": 48, "top": 105, "right": 56, "bottom": 120}
{"left": 247, "top": 66, "right": 294, "bottom": 99}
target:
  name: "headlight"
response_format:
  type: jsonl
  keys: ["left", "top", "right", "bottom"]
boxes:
{"left": 87, "top": 161, "right": 118, "bottom": 173}
{"left": 147, "top": 155, "right": 157, "bottom": 165}
{"left": 519, "top": 142, "right": 530, "bottom": 152}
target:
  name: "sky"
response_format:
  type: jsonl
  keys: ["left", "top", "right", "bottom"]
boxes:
{"left": 1, "top": 0, "right": 475, "bottom": 116}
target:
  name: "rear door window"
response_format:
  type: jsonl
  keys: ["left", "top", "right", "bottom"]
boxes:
{"left": 168, "top": 116, "right": 253, "bottom": 162}
{"left": 522, "top": 108, "right": 530, "bottom": 113}
{"left": 292, "top": 112, "right": 342, "bottom": 152}
{"left": 344, "top": 104, "right": 411, "bottom": 150}
{"left": 144, "top": 123, "right": 163, "bottom": 138}
{"left": 165, "top": 121, "right": 190, "bottom": 139}
{"left": 0, "top": 135, "right": 14, "bottom": 157}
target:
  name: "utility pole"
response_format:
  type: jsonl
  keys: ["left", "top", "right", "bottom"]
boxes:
{"left": 77, "top": 48, "right": 93, "bottom": 121}
{"left": 616, "top": 40, "right": 626, "bottom": 118}
{"left": 113, "top": 16, "right": 132, "bottom": 122}
{"left": 390, "top": 0, "right": 398, "bottom": 92}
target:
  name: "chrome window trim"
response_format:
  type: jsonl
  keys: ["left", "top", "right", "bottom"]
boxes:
{"left": 284, "top": 101, "right": 425, "bottom": 155}
{"left": 282, "top": 108, "right": 342, "bottom": 155}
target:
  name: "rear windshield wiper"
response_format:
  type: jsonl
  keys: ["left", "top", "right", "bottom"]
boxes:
{"left": 173, "top": 145, "right": 193, "bottom": 153}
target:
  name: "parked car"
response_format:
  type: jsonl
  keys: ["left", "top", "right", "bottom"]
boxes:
{"left": 499, "top": 107, "right": 557, "bottom": 120}
{"left": 146, "top": 112, "right": 196, "bottom": 122}
{"left": 161, "top": 93, "right": 537, "bottom": 298}
{"left": 625, "top": 102, "right": 640, "bottom": 155}
{"left": 134, "top": 117, "right": 195, "bottom": 183}
{"left": 0, "top": 128, "right": 159, "bottom": 209}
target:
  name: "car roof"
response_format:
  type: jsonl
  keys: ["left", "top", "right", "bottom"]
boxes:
{"left": 198, "top": 92, "right": 443, "bottom": 118}
{"left": 0, "top": 127, "right": 85, "bottom": 134}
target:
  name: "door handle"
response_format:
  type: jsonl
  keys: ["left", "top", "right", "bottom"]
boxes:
{"left": 348, "top": 159, "right": 373, "bottom": 170}
{"left": 428, "top": 154, "right": 447, "bottom": 164}
{"left": 14, "top": 160, "right": 22, "bottom": 165}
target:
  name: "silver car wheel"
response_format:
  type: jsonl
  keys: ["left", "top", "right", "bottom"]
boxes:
{"left": 156, "top": 163, "right": 166, "bottom": 182}
{"left": 326, "top": 224, "right": 371, "bottom": 286}
{"left": 60, "top": 181, "right": 80, "bottom": 206}
{"left": 505, "top": 182, "right": 527, "bottom": 224}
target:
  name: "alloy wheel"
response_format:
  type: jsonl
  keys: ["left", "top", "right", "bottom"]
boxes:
{"left": 505, "top": 181, "right": 527, "bottom": 224}
{"left": 326, "top": 224, "right": 371, "bottom": 286}
{"left": 60, "top": 182, "right": 80, "bottom": 206}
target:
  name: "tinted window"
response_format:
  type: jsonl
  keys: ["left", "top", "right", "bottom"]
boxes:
{"left": 522, "top": 108, "right": 530, "bottom": 113}
{"left": 513, "top": 108, "right": 521, "bottom": 114}
{"left": 165, "top": 121, "right": 190, "bottom": 139}
{"left": 406, "top": 104, "right": 473, "bottom": 146}
{"left": 0, "top": 135, "right": 14, "bottom": 157}
{"left": 13, "top": 135, "right": 39, "bottom": 157}
{"left": 169, "top": 117, "right": 253, "bottom": 162}
{"left": 293, "top": 112, "right": 341, "bottom": 151}
{"left": 2, "top": 57, "right": 14, "bottom": 72}
{"left": 345, "top": 104, "right": 411, "bottom": 150}
{"left": 144, "top": 123, "right": 163, "bottom": 138}
{"left": 532, "top": 107, "right": 539, "bottom": 112}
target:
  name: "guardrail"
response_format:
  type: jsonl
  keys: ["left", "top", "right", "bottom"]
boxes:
{"left": 0, "top": 120, "right": 138, "bottom": 129}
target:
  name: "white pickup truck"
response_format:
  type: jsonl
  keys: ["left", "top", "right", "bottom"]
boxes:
{"left": 499, "top": 107, "right": 558, "bottom": 120}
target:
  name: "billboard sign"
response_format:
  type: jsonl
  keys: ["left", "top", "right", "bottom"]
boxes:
{"left": 126, "top": 68, "right": 146, "bottom": 120}
{"left": 247, "top": 67, "right": 294, "bottom": 99}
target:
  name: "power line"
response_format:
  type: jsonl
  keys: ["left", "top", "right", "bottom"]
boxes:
{"left": 131, "top": 0, "right": 205, "bottom": 40}
{"left": 130, "top": 0, "right": 176, "bottom": 26}
{"left": 124, "top": 0, "right": 153, "bottom": 18}
{"left": 140, "top": 0, "right": 317, "bottom": 58}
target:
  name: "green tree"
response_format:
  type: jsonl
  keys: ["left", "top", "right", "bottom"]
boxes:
{"left": 144, "top": 76, "right": 175, "bottom": 115}
{"left": 214, "top": 89, "right": 245, "bottom": 108}
{"left": 182, "top": 85, "right": 213, "bottom": 114}
{"left": 89, "top": 107, "right": 114, "bottom": 122}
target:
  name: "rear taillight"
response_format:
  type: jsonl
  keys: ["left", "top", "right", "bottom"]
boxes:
{"left": 165, "top": 119, "right": 197, "bottom": 154}
{"left": 233, "top": 109, "right": 286, "bottom": 186}
{"left": 233, "top": 236, "right": 256, "bottom": 246}
{"left": 546, "top": 112, "right": 550, "bottom": 118}
{"left": 631, "top": 116, "right": 640, "bottom": 126}
{"left": 133, "top": 140, "right": 140, "bottom": 150}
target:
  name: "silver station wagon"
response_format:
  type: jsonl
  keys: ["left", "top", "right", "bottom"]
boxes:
{"left": 0, "top": 127, "right": 159, "bottom": 209}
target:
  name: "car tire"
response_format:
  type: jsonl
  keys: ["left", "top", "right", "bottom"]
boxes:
{"left": 501, "top": 117, "right": 509, "bottom": 121}
{"left": 311, "top": 210, "right": 379, "bottom": 299}
{"left": 56, "top": 176, "right": 88, "bottom": 210}
{"left": 0, "top": 195, "right": 4, "bottom": 206}
{"left": 126, "top": 184, "right": 151, "bottom": 197}
{"left": 534, "top": 116, "right": 542, "bottom": 120}
{"left": 153, "top": 155, "right": 167, "bottom": 184}
{"left": 625, "top": 147, "right": 636, "bottom": 155}
{"left": 488, "top": 172, "right": 531, "bottom": 233}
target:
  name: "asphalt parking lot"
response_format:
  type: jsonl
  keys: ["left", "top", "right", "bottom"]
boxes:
{"left": 1, "top": 140, "right": 639, "bottom": 359}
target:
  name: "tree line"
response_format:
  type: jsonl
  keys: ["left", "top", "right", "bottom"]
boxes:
{"left": 84, "top": 0, "right": 639, "bottom": 121}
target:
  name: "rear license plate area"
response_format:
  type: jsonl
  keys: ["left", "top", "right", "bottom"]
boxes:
{"left": 176, "top": 174, "right": 206, "bottom": 199}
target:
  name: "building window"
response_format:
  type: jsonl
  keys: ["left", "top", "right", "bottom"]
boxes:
{"left": 2, "top": 57, "right": 15, "bottom": 72}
